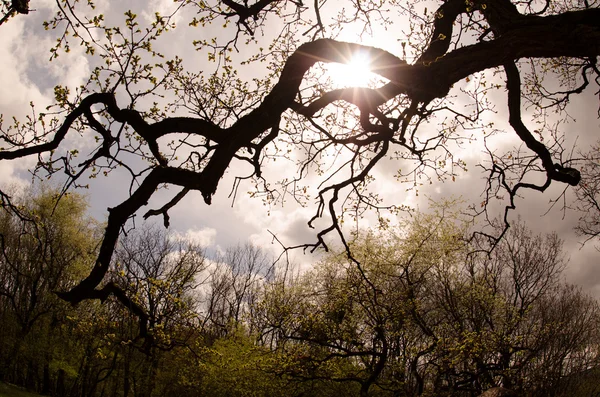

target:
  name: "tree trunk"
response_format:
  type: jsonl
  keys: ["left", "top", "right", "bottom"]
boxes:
{"left": 122, "top": 347, "right": 131, "bottom": 397}
{"left": 56, "top": 369, "right": 66, "bottom": 397}
{"left": 42, "top": 362, "right": 51, "bottom": 395}
{"left": 25, "top": 360, "right": 37, "bottom": 391}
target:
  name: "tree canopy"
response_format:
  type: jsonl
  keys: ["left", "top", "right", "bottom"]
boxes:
{"left": 0, "top": 0, "right": 599, "bottom": 337}
{"left": 0, "top": 189, "right": 598, "bottom": 396}
{"left": 255, "top": 212, "right": 600, "bottom": 396}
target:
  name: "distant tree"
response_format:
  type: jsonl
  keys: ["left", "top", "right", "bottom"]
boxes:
{"left": 574, "top": 143, "right": 600, "bottom": 245}
{"left": 436, "top": 221, "right": 600, "bottom": 395}
{"left": 0, "top": 185, "right": 99, "bottom": 390}
{"left": 111, "top": 226, "right": 206, "bottom": 348}
{"left": 109, "top": 225, "right": 207, "bottom": 397}
{"left": 202, "top": 243, "right": 273, "bottom": 339}
{"left": 255, "top": 211, "right": 600, "bottom": 396}
{"left": 196, "top": 328, "right": 297, "bottom": 397}
{"left": 0, "top": 0, "right": 598, "bottom": 338}
{"left": 254, "top": 206, "right": 467, "bottom": 396}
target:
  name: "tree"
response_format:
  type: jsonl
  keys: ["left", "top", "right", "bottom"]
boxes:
{"left": 0, "top": 0, "right": 30, "bottom": 26}
{"left": 0, "top": 0, "right": 598, "bottom": 333}
{"left": 436, "top": 221, "right": 600, "bottom": 395}
{"left": 254, "top": 211, "right": 600, "bottom": 396}
{"left": 201, "top": 243, "right": 273, "bottom": 339}
{"left": 109, "top": 226, "right": 207, "bottom": 396}
{"left": 573, "top": 142, "right": 600, "bottom": 244}
{"left": 111, "top": 226, "right": 206, "bottom": 348}
{"left": 254, "top": 206, "right": 468, "bottom": 396}
{"left": 0, "top": 185, "right": 99, "bottom": 390}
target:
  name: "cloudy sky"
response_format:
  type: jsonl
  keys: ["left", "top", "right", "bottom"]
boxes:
{"left": 1, "top": 0, "right": 599, "bottom": 294}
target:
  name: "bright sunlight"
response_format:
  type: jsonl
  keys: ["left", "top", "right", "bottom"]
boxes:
{"left": 323, "top": 51, "right": 383, "bottom": 88}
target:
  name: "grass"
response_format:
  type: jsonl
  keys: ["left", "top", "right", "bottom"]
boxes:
{"left": 0, "top": 382, "right": 40, "bottom": 397}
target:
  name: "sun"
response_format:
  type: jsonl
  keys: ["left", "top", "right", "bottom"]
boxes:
{"left": 323, "top": 52, "right": 381, "bottom": 88}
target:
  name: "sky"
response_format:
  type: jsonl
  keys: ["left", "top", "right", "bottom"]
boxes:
{"left": 1, "top": 0, "right": 599, "bottom": 295}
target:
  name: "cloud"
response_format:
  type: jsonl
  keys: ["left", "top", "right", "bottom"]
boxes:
{"left": 1, "top": 2, "right": 599, "bottom": 301}
{"left": 0, "top": 19, "right": 47, "bottom": 115}
{"left": 174, "top": 227, "right": 218, "bottom": 248}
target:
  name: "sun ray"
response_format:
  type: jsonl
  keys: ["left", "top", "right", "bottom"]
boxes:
{"left": 323, "top": 51, "right": 383, "bottom": 88}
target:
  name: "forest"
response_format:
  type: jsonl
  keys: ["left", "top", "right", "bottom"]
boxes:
{"left": 0, "top": 188, "right": 599, "bottom": 397}
{"left": 1, "top": 0, "right": 600, "bottom": 395}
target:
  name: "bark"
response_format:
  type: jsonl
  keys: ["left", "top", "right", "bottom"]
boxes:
{"left": 56, "top": 369, "right": 66, "bottom": 397}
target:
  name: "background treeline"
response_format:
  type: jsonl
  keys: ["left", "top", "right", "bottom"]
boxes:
{"left": 1, "top": 189, "right": 599, "bottom": 397}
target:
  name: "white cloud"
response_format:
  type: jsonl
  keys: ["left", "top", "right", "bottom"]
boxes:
{"left": 174, "top": 227, "right": 218, "bottom": 248}
{"left": 0, "top": 19, "right": 46, "bottom": 116}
